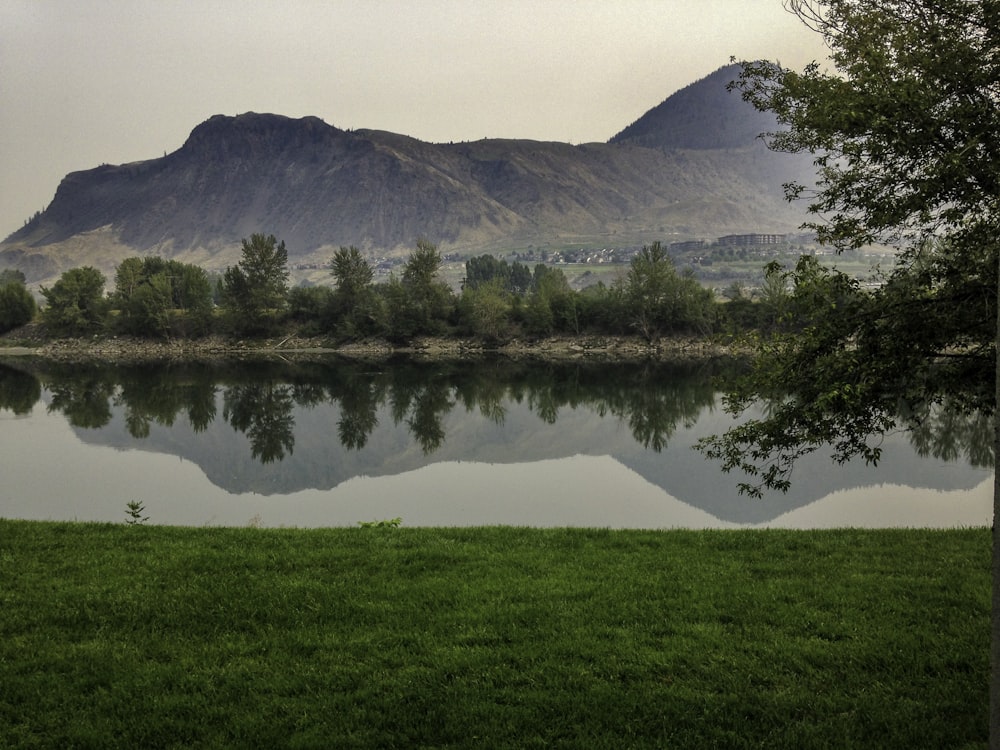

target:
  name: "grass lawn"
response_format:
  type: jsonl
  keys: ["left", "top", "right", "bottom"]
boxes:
{"left": 0, "top": 521, "right": 988, "bottom": 748}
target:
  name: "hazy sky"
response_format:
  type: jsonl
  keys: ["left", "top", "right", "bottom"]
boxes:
{"left": 0, "top": 0, "right": 826, "bottom": 238}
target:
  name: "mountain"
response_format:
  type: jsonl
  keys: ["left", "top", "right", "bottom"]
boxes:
{"left": 0, "top": 64, "right": 814, "bottom": 285}
{"left": 609, "top": 64, "right": 778, "bottom": 150}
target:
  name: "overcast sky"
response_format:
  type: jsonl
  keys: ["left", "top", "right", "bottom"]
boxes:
{"left": 0, "top": 0, "right": 826, "bottom": 238}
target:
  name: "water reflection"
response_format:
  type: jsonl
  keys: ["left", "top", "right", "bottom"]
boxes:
{"left": 48, "top": 373, "right": 115, "bottom": 429}
{"left": 902, "top": 400, "right": 994, "bottom": 467}
{"left": 0, "top": 364, "right": 40, "bottom": 416}
{"left": 1, "top": 357, "right": 728, "bottom": 462}
{"left": 117, "top": 365, "right": 217, "bottom": 436}
{"left": 223, "top": 382, "right": 296, "bottom": 463}
{"left": 0, "top": 356, "right": 992, "bottom": 527}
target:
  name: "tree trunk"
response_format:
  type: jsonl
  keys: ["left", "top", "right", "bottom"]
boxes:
{"left": 992, "top": 255, "right": 1000, "bottom": 749}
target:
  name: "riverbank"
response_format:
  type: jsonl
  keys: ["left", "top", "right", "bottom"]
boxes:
{"left": 1, "top": 520, "right": 987, "bottom": 748}
{"left": 0, "top": 323, "right": 740, "bottom": 362}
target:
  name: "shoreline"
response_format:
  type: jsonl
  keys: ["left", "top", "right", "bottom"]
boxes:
{"left": 0, "top": 332, "right": 744, "bottom": 362}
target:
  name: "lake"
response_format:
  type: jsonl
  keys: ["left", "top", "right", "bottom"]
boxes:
{"left": 0, "top": 355, "right": 992, "bottom": 529}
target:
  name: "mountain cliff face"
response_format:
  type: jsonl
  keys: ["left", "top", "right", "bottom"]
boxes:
{"left": 0, "top": 64, "right": 814, "bottom": 284}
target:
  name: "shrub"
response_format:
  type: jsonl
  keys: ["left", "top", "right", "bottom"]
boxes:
{"left": 0, "top": 280, "right": 36, "bottom": 334}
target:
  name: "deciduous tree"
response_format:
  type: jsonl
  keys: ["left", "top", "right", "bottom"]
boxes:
{"left": 385, "top": 240, "right": 453, "bottom": 340}
{"left": 112, "top": 257, "right": 213, "bottom": 337}
{"left": 625, "top": 241, "right": 714, "bottom": 340}
{"left": 328, "top": 246, "right": 383, "bottom": 338}
{"left": 0, "top": 273, "right": 36, "bottom": 334}
{"left": 464, "top": 255, "right": 532, "bottom": 296}
{"left": 40, "top": 267, "right": 108, "bottom": 335}
{"left": 525, "top": 264, "right": 576, "bottom": 336}
{"left": 331, "top": 246, "right": 374, "bottom": 299}
{"left": 222, "top": 234, "right": 289, "bottom": 333}
{"left": 696, "top": 1, "right": 1000, "bottom": 741}
{"left": 458, "top": 279, "right": 512, "bottom": 342}
{"left": 0, "top": 269, "right": 27, "bottom": 287}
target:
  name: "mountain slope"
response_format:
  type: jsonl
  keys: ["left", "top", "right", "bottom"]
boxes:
{"left": 0, "top": 65, "right": 814, "bottom": 284}
{"left": 609, "top": 63, "right": 778, "bottom": 150}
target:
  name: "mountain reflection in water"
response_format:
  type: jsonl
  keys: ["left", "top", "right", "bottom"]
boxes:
{"left": 0, "top": 356, "right": 992, "bottom": 528}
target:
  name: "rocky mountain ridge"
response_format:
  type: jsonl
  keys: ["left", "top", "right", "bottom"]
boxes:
{"left": 1, "top": 64, "right": 816, "bottom": 285}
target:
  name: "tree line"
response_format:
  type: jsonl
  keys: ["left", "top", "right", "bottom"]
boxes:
{"left": 0, "top": 233, "right": 801, "bottom": 342}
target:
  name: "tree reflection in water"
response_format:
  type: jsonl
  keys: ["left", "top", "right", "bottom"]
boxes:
{"left": 0, "top": 355, "right": 992, "bottom": 470}
{"left": 0, "top": 363, "right": 41, "bottom": 416}
{"left": 223, "top": 381, "right": 296, "bottom": 463}
{"left": 115, "top": 365, "right": 218, "bottom": 438}
{"left": 328, "top": 368, "right": 380, "bottom": 450}
{"left": 48, "top": 376, "right": 116, "bottom": 429}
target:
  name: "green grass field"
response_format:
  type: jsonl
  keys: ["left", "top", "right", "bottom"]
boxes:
{"left": 0, "top": 521, "right": 988, "bottom": 748}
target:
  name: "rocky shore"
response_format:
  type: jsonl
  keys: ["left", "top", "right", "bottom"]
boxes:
{"left": 0, "top": 325, "right": 740, "bottom": 363}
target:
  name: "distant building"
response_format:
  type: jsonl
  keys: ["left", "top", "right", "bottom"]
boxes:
{"left": 717, "top": 233, "right": 786, "bottom": 247}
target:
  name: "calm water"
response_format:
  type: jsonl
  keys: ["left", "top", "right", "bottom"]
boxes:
{"left": 0, "top": 356, "right": 992, "bottom": 528}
